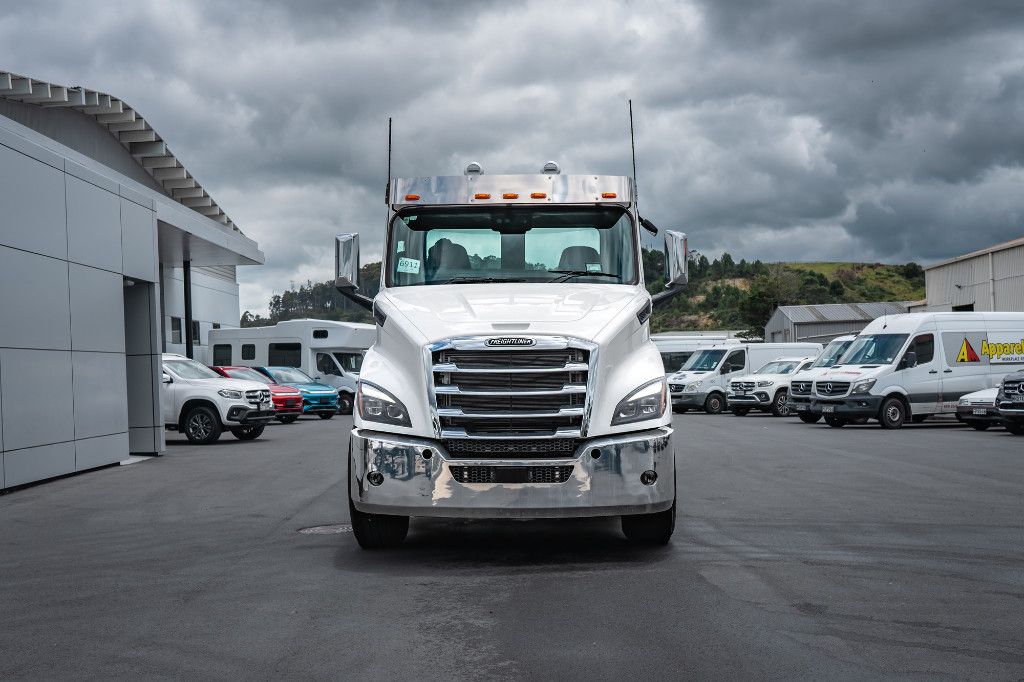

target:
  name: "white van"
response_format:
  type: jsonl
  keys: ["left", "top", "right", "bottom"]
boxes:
{"left": 809, "top": 312, "right": 1024, "bottom": 428}
{"left": 208, "top": 319, "right": 375, "bottom": 411}
{"left": 668, "top": 342, "right": 823, "bottom": 414}
{"left": 785, "top": 335, "right": 857, "bottom": 423}
{"left": 652, "top": 333, "right": 741, "bottom": 376}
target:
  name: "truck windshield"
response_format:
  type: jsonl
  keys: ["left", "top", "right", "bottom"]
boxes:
{"left": 225, "top": 368, "right": 271, "bottom": 384}
{"left": 387, "top": 206, "right": 637, "bottom": 286}
{"left": 333, "top": 352, "right": 363, "bottom": 374}
{"left": 165, "top": 359, "right": 220, "bottom": 380}
{"left": 840, "top": 334, "right": 909, "bottom": 365}
{"left": 757, "top": 361, "right": 799, "bottom": 374}
{"left": 681, "top": 349, "right": 726, "bottom": 372}
{"left": 809, "top": 339, "right": 854, "bottom": 369}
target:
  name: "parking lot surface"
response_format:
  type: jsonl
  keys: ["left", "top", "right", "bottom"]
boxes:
{"left": 1, "top": 414, "right": 1023, "bottom": 679}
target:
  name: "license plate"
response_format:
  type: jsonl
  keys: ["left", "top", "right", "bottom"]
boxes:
{"left": 972, "top": 408, "right": 988, "bottom": 415}
{"left": 822, "top": 405, "right": 836, "bottom": 413}
{"left": 795, "top": 404, "right": 806, "bottom": 411}
{"left": 1014, "top": 395, "right": 1024, "bottom": 403}
{"left": 735, "top": 390, "right": 747, "bottom": 395}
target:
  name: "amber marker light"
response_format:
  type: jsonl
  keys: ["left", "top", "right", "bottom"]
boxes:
{"left": 601, "top": 192, "right": 617, "bottom": 199}
{"left": 404, "top": 194, "right": 421, "bottom": 201}
{"left": 530, "top": 192, "right": 547, "bottom": 199}
{"left": 474, "top": 193, "right": 491, "bottom": 199}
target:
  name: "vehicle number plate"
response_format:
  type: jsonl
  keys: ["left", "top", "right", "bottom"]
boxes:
{"left": 735, "top": 390, "right": 746, "bottom": 395}
{"left": 794, "top": 404, "right": 806, "bottom": 411}
{"left": 1013, "top": 395, "right": 1024, "bottom": 403}
{"left": 972, "top": 408, "right": 988, "bottom": 415}
{"left": 822, "top": 405, "right": 836, "bottom": 413}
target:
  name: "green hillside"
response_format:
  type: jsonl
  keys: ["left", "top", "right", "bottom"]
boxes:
{"left": 241, "top": 253, "right": 925, "bottom": 337}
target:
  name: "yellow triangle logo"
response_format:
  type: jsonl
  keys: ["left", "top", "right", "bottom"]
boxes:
{"left": 956, "top": 338, "right": 980, "bottom": 363}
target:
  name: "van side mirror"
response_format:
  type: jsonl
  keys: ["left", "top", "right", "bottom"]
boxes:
{"left": 899, "top": 351, "right": 917, "bottom": 370}
{"left": 334, "top": 234, "right": 372, "bottom": 311}
{"left": 651, "top": 230, "right": 688, "bottom": 308}
{"left": 161, "top": 372, "right": 172, "bottom": 384}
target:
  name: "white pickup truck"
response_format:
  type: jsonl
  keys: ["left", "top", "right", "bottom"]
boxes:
{"left": 161, "top": 354, "right": 275, "bottom": 444}
{"left": 726, "top": 356, "right": 816, "bottom": 417}
{"left": 332, "top": 162, "right": 688, "bottom": 548}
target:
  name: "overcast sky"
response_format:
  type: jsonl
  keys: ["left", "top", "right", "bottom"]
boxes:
{"left": 4, "top": 0, "right": 1024, "bottom": 314}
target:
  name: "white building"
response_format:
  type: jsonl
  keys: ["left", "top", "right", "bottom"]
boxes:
{"left": 0, "top": 70, "right": 263, "bottom": 489}
{"left": 909, "top": 236, "right": 1024, "bottom": 312}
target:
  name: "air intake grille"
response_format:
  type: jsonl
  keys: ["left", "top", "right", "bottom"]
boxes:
{"left": 814, "top": 381, "right": 850, "bottom": 397}
{"left": 730, "top": 381, "right": 755, "bottom": 391}
{"left": 449, "top": 465, "right": 574, "bottom": 484}
{"left": 444, "top": 438, "right": 580, "bottom": 458}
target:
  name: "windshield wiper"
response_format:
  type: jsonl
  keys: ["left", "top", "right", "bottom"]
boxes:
{"left": 434, "top": 276, "right": 526, "bottom": 285}
{"left": 547, "top": 269, "right": 621, "bottom": 283}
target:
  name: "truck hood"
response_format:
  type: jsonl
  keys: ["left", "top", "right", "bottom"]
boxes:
{"left": 380, "top": 283, "right": 642, "bottom": 342}
{"left": 291, "top": 383, "right": 338, "bottom": 394}
{"left": 669, "top": 370, "right": 714, "bottom": 383}
{"left": 190, "top": 377, "right": 268, "bottom": 393}
{"left": 730, "top": 373, "right": 792, "bottom": 384}
{"left": 816, "top": 365, "right": 888, "bottom": 382}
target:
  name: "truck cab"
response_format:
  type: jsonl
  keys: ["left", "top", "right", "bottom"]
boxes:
{"left": 334, "top": 164, "right": 688, "bottom": 548}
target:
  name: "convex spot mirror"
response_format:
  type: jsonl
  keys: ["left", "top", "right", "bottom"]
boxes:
{"left": 335, "top": 233, "right": 361, "bottom": 291}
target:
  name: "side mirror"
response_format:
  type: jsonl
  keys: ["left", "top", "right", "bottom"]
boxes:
{"left": 161, "top": 372, "right": 172, "bottom": 384}
{"left": 651, "top": 230, "right": 688, "bottom": 307}
{"left": 899, "top": 351, "right": 917, "bottom": 370}
{"left": 334, "top": 234, "right": 373, "bottom": 311}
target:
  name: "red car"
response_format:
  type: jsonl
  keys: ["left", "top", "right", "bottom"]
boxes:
{"left": 209, "top": 366, "right": 304, "bottom": 424}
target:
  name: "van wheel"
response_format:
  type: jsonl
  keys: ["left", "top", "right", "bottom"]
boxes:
{"left": 348, "top": 455, "right": 408, "bottom": 549}
{"left": 318, "top": 412, "right": 334, "bottom": 420}
{"left": 183, "top": 405, "right": 222, "bottom": 444}
{"left": 967, "top": 421, "right": 990, "bottom": 431}
{"left": 771, "top": 390, "right": 791, "bottom": 417}
{"left": 621, "top": 501, "right": 676, "bottom": 545}
{"left": 1005, "top": 422, "right": 1024, "bottom": 436}
{"left": 824, "top": 415, "right": 846, "bottom": 428}
{"left": 879, "top": 397, "right": 907, "bottom": 429}
{"left": 731, "top": 406, "right": 750, "bottom": 416}
{"left": 798, "top": 413, "right": 821, "bottom": 424}
{"left": 704, "top": 393, "right": 725, "bottom": 414}
{"left": 338, "top": 392, "right": 354, "bottom": 415}
{"left": 231, "top": 424, "right": 265, "bottom": 440}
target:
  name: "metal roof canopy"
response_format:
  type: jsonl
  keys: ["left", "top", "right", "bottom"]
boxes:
{"left": 390, "top": 174, "right": 632, "bottom": 207}
{"left": 774, "top": 302, "right": 908, "bottom": 324}
{"left": 924, "top": 234, "right": 1024, "bottom": 271}
{"left": 0, "top": 69, "right": 240, "bottom": 233}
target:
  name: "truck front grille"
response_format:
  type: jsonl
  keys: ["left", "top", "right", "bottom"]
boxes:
{"left": 1004, "top": 380, "right": 1023, "bottom": 395}
{"left": 444, "top": 438, "right": 581, "bottom": 458}
{"left": 449, "top": 465, "right": 574, "bottom": 484}
{"left": 432, "top": 344, "right": 590, "bottom": 438}
{"left": 730, "top": 381, "right": 755, "bottom": 392}
{"left": 790, "top": 380, "right": 812, "bottom": 396}
{"left": 246, "top": 389, "right": 271, "bottom": 405}
{"left": 814, "top": 381, "right": 850, "bottom": 397}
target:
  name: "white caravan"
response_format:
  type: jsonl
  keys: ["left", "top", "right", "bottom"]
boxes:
{"left": 668, "top": 342, "right": 823, "bottom": 414}
{"left": 332, "top": 163, "right": 690, "bottom": 548}
{"left": 652, "top": 333, "right": 742, "bottom": 376}
{"left": 809, "top": 312, "right": 1024, "bottom": 428}
{"left": 785, "top": 335, "right": 857, "bottom": 423}
{"left": 725, "top": 356, "right": 816, "bottom": 417}
{"left": 208, "top": 319, "right": 375, "bottom": 409}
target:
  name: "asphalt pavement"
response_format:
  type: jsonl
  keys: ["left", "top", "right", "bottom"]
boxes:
{"left": 1, "top": 413, "right": 1022, "bottom": 680}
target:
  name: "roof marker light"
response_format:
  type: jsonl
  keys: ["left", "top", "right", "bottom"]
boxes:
{"left": 601, "top": 192, "right": 617, "bottom": 199}
{"left": 503, "top": 193, "right": 519, "bottom": 199}
{"left": 474, "top": 193, "right": 491, "bottom": 200}
{"left": 464, "top": 162, "right": 484, "bottom": 176}
{"left": 405, "top": 194, "right": 420, "bottom": 201}
{"left": 542, "top": 161, "right": 561, "bottom": 175}
{"left": 530, "top": 192, "right": 547, "bottom": 199}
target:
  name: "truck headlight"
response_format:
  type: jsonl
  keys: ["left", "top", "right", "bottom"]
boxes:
{"left": 612, "top": 378, "right": 667, "bottom": 426}
{"left": 356, "top": 381, "right": 411, "bottom": 427}
{"left": 218, "top": 389, "right": 243, "bottom": 399}
{"left": 756, "top": 380, "right": 774, "bottom": 387}
{"left": 850, "top": 379, "right": 876, "bottom": 395}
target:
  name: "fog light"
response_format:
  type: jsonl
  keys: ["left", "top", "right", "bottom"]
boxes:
{"left": 640, "top": 470, "right": 657, "bottom": 485}
{"left": 422, "top": 448, "right": 433, "bottom": 460}
{"left": 366, "top": 471, "right": 384, "bottom": 486}
{"left": 590, "top": 448, "right": 601, "bottom": 459}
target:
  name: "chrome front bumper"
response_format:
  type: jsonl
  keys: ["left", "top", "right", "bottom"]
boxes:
{"left": 348, "top": 427, "right": 675, "bottom": 519}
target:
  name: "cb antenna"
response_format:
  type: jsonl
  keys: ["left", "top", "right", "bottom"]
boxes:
{"left": 385, "top": 117, "right": 392, "bottom": 207}
{"left": 629, "top": 100, "right": 658, "bottom": 236}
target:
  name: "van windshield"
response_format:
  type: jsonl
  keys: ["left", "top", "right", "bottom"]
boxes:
{"left": 757, "top": 360, "right": 799, "bottom": 375}
{"left": 840, "top": 334, "right": 909, "bottom": 365}
{"left": 387, "top": 206, "right": 637, "bottom": 286}
{"left": 810, "top": 339, "right": 854, "bottom": 369}
{"left": 681, "top": 349, "right": 726, "bottom": 372}
{"left": 268, "top": 368, "right": 315, "bottom": 384}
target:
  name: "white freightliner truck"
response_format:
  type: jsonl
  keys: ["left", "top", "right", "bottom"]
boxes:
{"left": 333, "top": 162, "right": 688, "bottom": 548}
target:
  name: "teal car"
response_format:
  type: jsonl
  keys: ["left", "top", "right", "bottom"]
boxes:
{"left": 255, "top": 367, "right": 339, "bottom": 420}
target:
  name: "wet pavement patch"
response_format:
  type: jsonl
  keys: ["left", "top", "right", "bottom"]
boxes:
{"left": 298, "top": 523, "right": 352, "bottom": 534}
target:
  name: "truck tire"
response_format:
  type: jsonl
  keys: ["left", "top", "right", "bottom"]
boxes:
{"left": 318, "top": 412, "right": 335, "bottom": 420}
{"left": 731, "top": 406, "right": 750, "bottom": 416}
{"left": 1005, "top": 422, "right": 1024, "bottom": 436}
{"left": 231, "top": 424, "right": 265, "bottom": 440}
{"left": 798, "top": 413, "right": 821, "bottom": 424}
{"left": 771, "top": 390, "right": 790, "bottom": 417}
{"left": 967, "top": 421, "right": 990, "bottom": 431}
{"left": 276, "top": 414, "right": 299, "bottom": 424}
{"left": 879, "top": 397, "right": 907, "bottom": 430}
{"left": 183, "top": 405, "right": 222, "bottom": 444}
{"left": 338, "top": 392, "right": 354, "bottom": 415}
{"left": 348, "top": 455, "right": 408, "bottom": 549}
{"left": 703, "top": 393, "right": 725, "bottom": 415}
{"left": 824, "top": 415, "right": 846, "bottom": 428}
{"left": 621, "top": 501, "right": 676, "bottom": 545}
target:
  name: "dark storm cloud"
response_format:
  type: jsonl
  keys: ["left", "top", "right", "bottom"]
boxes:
{"left": 3, "top": 0, "right": 1024, "bottom": 313}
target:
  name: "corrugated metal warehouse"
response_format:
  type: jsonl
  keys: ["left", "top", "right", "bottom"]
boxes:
{"left": 764, "top": 302, "right": 908, "bottom": 343}
{"left": 911, "top": 236, "right": 1024, "bottom": 312}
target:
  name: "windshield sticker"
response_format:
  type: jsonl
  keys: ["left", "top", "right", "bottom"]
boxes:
{"left": 586, "top": 263, "right": 602, "bottom": 272}
{"left": 397, "top": 257, "right": 421, "bottom": 274}
{"left": 396, "top": 240, "right": 405, "bottom": 253}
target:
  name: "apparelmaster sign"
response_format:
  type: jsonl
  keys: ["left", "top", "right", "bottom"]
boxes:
{"left": 944, "top": 333, "right": 1024, "bottom": 365}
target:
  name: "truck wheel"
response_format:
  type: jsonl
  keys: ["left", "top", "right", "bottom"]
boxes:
{"left": 824, "top": 415, "right": 846, "bottom": 428}
{"left": 338, "top": 392, "right": 354, "bottom": 415}
{"left": 731, "top": 406, "right": 750, "bottom": 416}
{"left": 318, "top": 412, "right": 335, "bottom": 420}
{"left": 879, "top": 397, "right": 907, "bottom": 430}
{"left": 183, "top": 405, "right": 222, "bottom": 444}
{"left": 621, "top": 501, "right": 676, "bottom": 545}
{"left": 771, "top": 390, "right": 791, "bottom": 417}
{"left": 798, "top": 413, "right": 821, "bottom": 424}
{"left": 348, "top": 455, "right": 408, "bottom": 549}
{"left": 703, "top": 393, "right": 725, "bottom": 415}
{"left": 1005, "top": 422, "right": 1024, "bottom": 436}
{"left": 231, "top": 424, "right": 265, "bottom": 440}
{"left": 967, "top": 421, "right": 990, "bottom": 431}
{"left": 276, "top": 414, "right": 299, "bottom": 424}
